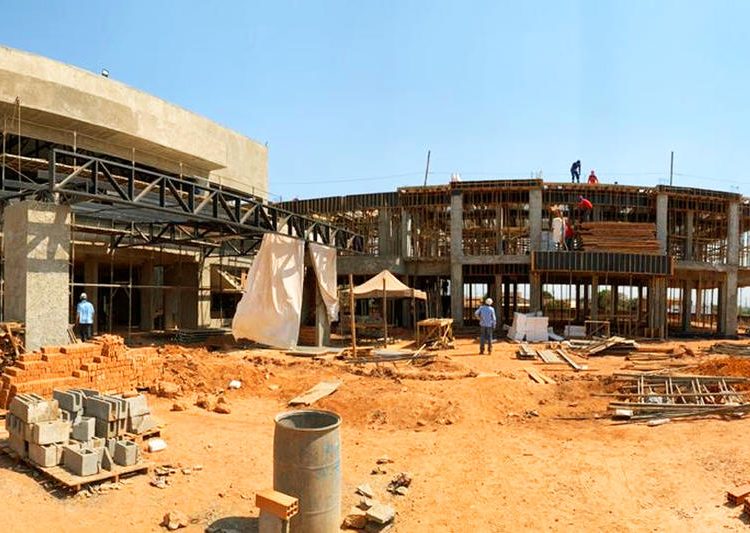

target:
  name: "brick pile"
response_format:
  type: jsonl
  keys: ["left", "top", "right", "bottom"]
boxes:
{"left": 0, "top": 335, "right": 165, "bottom": 409}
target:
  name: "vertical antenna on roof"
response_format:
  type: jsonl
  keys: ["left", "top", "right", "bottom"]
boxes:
{"left": 669, "top": 151, "right": 674, "bottom": 186}
{"left": 423, "top": 149, "right": 431, "bottom": 186}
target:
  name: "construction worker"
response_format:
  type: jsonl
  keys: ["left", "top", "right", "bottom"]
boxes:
{"left": 588, "top": 170, "right": 599, "bottom": 184}
{"left": 474, "top": 298, "right": 497, "bottom": 355}
{"left": 577, "top": 195, "right": 593, "bottom": 222}
{"left": 570, "top": 160, "right": 581, "bottom": 183}
{"left": 76, "top": 292, "right": 95, "bottom": 342}
{"left": 551, "top": 209, "right": 565, "bottom": 250}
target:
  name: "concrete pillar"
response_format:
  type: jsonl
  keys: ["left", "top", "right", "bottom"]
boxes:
{"left": 529, "top": 188, "right": 542, "bottom": 252}
{"left": 529, "top": 273, "right": 542, "bottom": 313}
{"left": 610, "top": 284, "right": 618, "bottom": 321}
{"left": 728, "top": 202, "right": 740, "bottom": 265}
{"left": 400, "top": 209, "right": 411, "bottom": 258}
{"left": 503, "top": 280, "right": 511, "bottom": 321}
{"left": 198, "top": 259, "right": 212, "bottom": 327}
{"left": 314, "top": 283, "right": 330, "bottom": 346}
{"left": 648, "top": 277, "right": 668, "bottom": 338}
{"left": 83, "top": 260, "right": 98, "bottom": 334}
{"left": 685, "top": 210, "right": 694, "bottom": 260}
{"left": 450, "top": 191, "right": 464, "bottom": 325}
{"left": 590, "top": 276, "right": 599, "bottom": 320}
{"left": 140, "top": 260, "right": 155, "bottom": 331}
{"left": 3, "top": 201, "right": 71, "bottom": 351}
{"left": 721, "top": 201, "right": 740, "bottom": 336}
{"left": 681, "top": 281, "right": 693, "bottom": 332}
{"left": 378, "top": 208, "right": 392, "bottom": 257}
{"left": 656, "top": 193, "right": 668, "bottom": 255}
{"left": 494, "top": 274, "right": 503, "bottom": 325}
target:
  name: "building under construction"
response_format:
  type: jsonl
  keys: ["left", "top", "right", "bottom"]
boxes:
{"left": 279, "top": 179, "right": 750, "bottom": 338}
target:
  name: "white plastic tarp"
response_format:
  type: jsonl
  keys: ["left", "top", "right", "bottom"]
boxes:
{"left": 309, "top": 243, "right": 339, "bottom": 322}
{"left": 232, "top": 233, "right": 305, "bottom": 348}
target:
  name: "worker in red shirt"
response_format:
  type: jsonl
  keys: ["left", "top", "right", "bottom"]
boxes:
{"left": 577, "top": 195, "right": 593, "bottom": 222}
{"left": 587, "top": 170, "right": 599, "bottom": 184}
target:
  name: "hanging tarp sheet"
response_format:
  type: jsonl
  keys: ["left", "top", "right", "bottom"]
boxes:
{"left": 309, "top": 243, "right": 339, "bottom": 322}
{"left": 351, "top": 270, "right": 427, "bottom": 300}
{"left": 232, "top": 234, "right": 305, "bottom": 348}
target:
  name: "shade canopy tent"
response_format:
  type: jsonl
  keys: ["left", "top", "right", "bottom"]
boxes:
{"left": 348, "top": 270, "right": 426, "bottom": 348}
{"left": 351, "top": 270, "right": 426, "bottom": 300}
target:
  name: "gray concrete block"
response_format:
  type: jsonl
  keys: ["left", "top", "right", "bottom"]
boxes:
{"left": 28, "top": 442, "right": 63, "bottom": 467}
{"left": 63, "top": 446, "right": 99, "bottom": 477}
{"left": 53, "top": 389, "right": 83, "bottom": 412}
{"left": 124, "top": 395, "right": 150, "bottom": 417}
{"left": 113, "top": 440, "right": 139, "bottom": 466}
{"left": 127, "top": 413, "right": 158, "bottom": 434}
{"left": 31, "top": 420, "right": 70, "bottom": 445}
{"left": 90, "top": 436, "right": 105, "bottom": 448}
{"left": 101, "top": 447, "right": 114, "bottom": 471}
{"left": 84, "top": 396, "right": 115, "bottom": 421}
{"left": 8, "top": 396, "right": 60, "bottom": 423}
{"left": 71, "top": 417, "right": 95, "bottom": 441}
{"left": 366, "top": 503, "right": 395, "bottom": 525}
{"left": 8, "top": 431, "right": 27, "bottom": 458}
{"left": 117, "top": 418, "right": 127, "bottom": 436}
{"left": 258, "top": 510, "right": 290, "bottom": 533}
{"left": 94, "top": 418, "right": 118, "bottom": 439}
{"left": 106, "top": 438, "right": 117, "bottom": 457}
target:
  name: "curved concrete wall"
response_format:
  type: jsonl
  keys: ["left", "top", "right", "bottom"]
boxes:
{"left": 0, "top": 46, "right": 267, "bottom": 196}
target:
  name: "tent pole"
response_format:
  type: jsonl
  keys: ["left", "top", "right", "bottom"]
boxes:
{"left": 383, "top": 277, "right": 388, "bottom": 347}
{"left": 349, "top": 274, "right": 356, "bottom": 358}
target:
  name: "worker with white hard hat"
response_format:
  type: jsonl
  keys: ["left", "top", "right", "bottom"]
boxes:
{"left": 76, "top": 292, "right": 95, "bottom": 341}
{"left": 474, "top": 297, "right": 497, "bottom": 355}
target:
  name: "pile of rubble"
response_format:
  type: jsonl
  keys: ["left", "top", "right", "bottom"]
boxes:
{"left": 0, "top": 335, "right": 164, "bottom": 409}
{"left": 4, "top": 388, "right": 156, "bottom": 476}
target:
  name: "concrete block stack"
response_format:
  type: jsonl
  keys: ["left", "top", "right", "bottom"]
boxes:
{"left": 5, "top": 388, "right": 151, "bottom": 476}
{"left": 0, "top": 336, "right": 165, "bottom": 409}
{"left": 4, "top": 393, "right": 70, "bottom": 466}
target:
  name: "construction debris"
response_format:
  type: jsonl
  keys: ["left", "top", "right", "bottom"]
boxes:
{"left": 569, "top": 337, "right": 639, "bottom": 357}
{"left": 727, "top": 484, "right": 750, "bottom": 506}
{"left": 525, "top": 368, "right": 555, "bottom": 385}
{"left": 604, "top": 373, "right": 750, "bottom": 421}
{"left": 0, "top": 322, "right": 24, "bottom": 374}
{"left": 709, "top": 343, "right": 750, "bottom": 357}
{"left": 288, "top": 380, "right": 341, "bottom": 406}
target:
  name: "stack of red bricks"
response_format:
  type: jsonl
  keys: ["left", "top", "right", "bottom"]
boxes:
{"left": 0, "top": 336, "right": 165, "bottom": 409}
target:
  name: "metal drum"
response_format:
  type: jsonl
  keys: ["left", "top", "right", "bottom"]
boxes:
{"left": 273, "top": 409, "right": 341, "bottom": 533}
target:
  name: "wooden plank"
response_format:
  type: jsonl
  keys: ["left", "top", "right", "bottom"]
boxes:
{"left": 538, "top": 349, "right": 562, "bottom": 364}
{"left": 288, "top": 380, "right": 341, "bottom": 406}
{"left": 525, "top": 367, "right": 556, "bottom": 385}
{"left": 556, "top": 349, "right": 588, "bottom": 371}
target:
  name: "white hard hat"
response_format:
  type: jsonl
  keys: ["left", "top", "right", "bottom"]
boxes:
{"left": 80, "top": 292, "right": 87, "bottom": 300}
{"left": 485, "top": 298, "right": 493, "bottom": 305}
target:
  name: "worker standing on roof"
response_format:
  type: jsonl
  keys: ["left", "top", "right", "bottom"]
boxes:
{"left": 577, "top": 195, "right": 593, "bottom": 222}
{"left": 76, "top": 292, "right": 95, "bottom": 342}
{"left": 474, "top": 298, "right": 496, "bottom": 355}
{"left": 570, "top": 160, "right": 581, "bottom": 183}
{"left": 587, "top": 170, "right": 599, "bottom": 184}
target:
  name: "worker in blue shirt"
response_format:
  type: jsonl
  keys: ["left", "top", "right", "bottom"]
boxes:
{"left": 474, "top": 298, "right": 497, "bottom": 355}
{"left": 76, "top": 292, "right": 95, "bottom": 342}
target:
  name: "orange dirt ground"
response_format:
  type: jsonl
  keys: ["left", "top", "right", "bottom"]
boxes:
{"left": 3, "top": 337, "right": 750, "bottom": 532}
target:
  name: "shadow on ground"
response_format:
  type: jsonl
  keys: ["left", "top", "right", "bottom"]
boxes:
{"left": 206, "top": 516, "right": 258, "bottom": 533}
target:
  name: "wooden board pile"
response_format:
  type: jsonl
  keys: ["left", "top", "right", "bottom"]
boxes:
{"left": 606, "top": 372, "right": 750, "bottom": 421}
{"left": 569, "top": 336, "right": 639, "bottom": 356}
{"left": 578, "top": 222, "right": 661, "bottom": 254}
{"left": 709, "top": 343, "right": 750, "bottom": 357}
{"left": 516, "top": 343, "right": 588, "bottom": 371}
{"left": 0, "top": 322, "right": 25, "bottom": 374}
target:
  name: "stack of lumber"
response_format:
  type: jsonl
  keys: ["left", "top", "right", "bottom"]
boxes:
{"left": 571, "top": 336, "right": 639, "bottom": 356}
{"left": 709, "top": 343, "right": 750, "bottom": 357}
{"left": 578, "top": 222, "right": 660, "bottom": 254}
{"left": 0, "top": 322, "right": 24, "bottom": 374}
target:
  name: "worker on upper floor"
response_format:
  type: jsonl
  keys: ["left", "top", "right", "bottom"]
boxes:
{"left": 570, "top": 160, "right": 581, "bottom": 183}
{"left": 577, "top": 195, "right": 593, "bottom": 222}
{"left": 587, "top": 170, "right": 599, "bottom": 184}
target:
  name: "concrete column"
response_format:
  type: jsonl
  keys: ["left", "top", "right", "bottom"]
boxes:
{"left": 4, "top": 201, "right": 71, "bottom": 351}
{"left": 685, "top": 210, "right": 694, "bottom": 260}
{"left": 681, "top": 281, "right": 693, "bottom": 332}
{"left": 529, "top": 273, "right": 542, "bottom": 313}
{"left": 198, "top": 259, "right": 212, "bottom": 327}
{"left": 648, "top": 277, "right": 668, "bottom": 338}
{"left": 494, "top": 274, "right": 503, "bottom": 325}
{"left": 529, "top": 188, "right": 542, "bottom": 252}
{"left": 450, "top": 191, "right": 464, "bottom": 325}
{"left": 314, "top": 283, "right": 330, "bottom": 346}
{"left": 721, "top": 201, "right": 740, "bottom": 336}
{"left": 378, "top": 208, "right": 392, "bottom": 257}
{"left": 400, "top": 209, "right": 411, "bottom": 258}
{"left": 83, "top": 260, "right": 98, "bottom": 334}
{"left": 610, "top": 284, "right": 618, "bottom": 321}
{"left": 590, "top": 276, "right": 599, "bottom": 320}
{"left": 140, "top": 260, "right": 155, "bottom": 331}
{"left": 728, "top": 202, "right": 740, "bottom": 265}
{"left": 656, "top": 193, "right": 668, "bottom": 255}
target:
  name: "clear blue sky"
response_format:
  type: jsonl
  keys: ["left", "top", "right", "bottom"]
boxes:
{"left": 3, "top": 1, "right": 749, "bottom": 200}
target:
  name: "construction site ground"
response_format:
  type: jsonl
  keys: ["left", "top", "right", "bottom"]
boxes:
{"left": 2, "top": 336, "right": 750, "bottom": 532}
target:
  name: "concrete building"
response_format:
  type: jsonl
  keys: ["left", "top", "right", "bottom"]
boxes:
{"left": 0, "top": 46, "right": 272, "bottom": 348}
{"left": 279, "top": 180, "right": 750, "bottom": 338}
